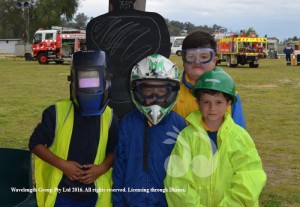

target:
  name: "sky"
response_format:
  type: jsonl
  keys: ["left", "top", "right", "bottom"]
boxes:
{"left": 77, "top": 0, "right": 300, "bottom": 42}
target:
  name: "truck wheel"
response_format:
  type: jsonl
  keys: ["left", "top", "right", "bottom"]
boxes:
{"left": 226, "top": 58, "right": 237, "bottom": 67}
{"left": 38, "top": 53, "right": 48, "bottom": 64}
{"left": 249, "top": 62, "right": 259, "bottom": 68}
{"left": 24, "top": 53, "right": 32, "bottom": 61}
{"left": 176, "top": 50, "right": 182, "bottom": 56}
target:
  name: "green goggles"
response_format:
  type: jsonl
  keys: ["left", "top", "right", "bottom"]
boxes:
{"left": 183, "top": 48, "right": 215, "bottom": 65}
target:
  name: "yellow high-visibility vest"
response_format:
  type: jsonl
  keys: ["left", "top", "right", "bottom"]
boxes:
{"left": 35, "top": 99, "right": 113, "bottom": 207}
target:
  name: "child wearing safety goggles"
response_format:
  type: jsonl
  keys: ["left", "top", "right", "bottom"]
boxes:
{"left": 173, "top": 30, "right": 246, "bottom": 128}
{"left": 112, "top": 54, "right": 186, "bottom": 207}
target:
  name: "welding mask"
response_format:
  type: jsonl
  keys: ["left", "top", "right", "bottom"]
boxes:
{"left": 70, "top": 50, "right": 111, "bottom": 116}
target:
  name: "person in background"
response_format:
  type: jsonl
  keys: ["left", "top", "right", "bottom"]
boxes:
{"left": 112, "top": 54, "right": 186, "bottom": 207}
{"left": 28, "top": 50, "right": 118, "bottom": 207}
{"left": 165, "top": 68, "right": 266, "bottom": 207}
{"left": 173, "top": 30, "right": 246, "bottom": 128}
{"left": 283, "top": 42, "right": 293, "bottom": 65}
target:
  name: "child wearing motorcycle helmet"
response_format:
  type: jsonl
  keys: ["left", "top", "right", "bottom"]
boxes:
{"left": 165, "top": 68, "right": 266, "bottom": 207}
{"left": 29, "top": 50, "right": 119, "bottom": 207}
{"left": 112, "top": 54, "right": 186, "bottom": 207}
{"left": 173, "top": 30, "right": 246, "bottom": 128}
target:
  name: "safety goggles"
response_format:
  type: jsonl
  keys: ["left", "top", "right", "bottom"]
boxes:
{"left": 182, "top": 48, "right": 215, "bottom": 65}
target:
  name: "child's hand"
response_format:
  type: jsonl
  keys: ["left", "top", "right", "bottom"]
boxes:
{"left": 61, "top": 160, "right": 83, "bottom": 181}
{"left": 79, "top": 164, "right": 105, "bottom": 184}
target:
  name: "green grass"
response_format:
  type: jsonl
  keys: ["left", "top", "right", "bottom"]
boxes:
{"left": 1, "top": 56, "right": 299, "bottom": 206}
{"left": 0, "top": 58, "right": 69, "bottom": 149}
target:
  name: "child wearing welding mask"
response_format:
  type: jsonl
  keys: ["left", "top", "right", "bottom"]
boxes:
{"left": 28, "top": 50, "right": 118, "bottom": 207}
{"left": 165, "top": 69, "right": 266, "bottom": 206}
{"left": 173, "top": 30, "right": 246, "bottom": 128}
{"left": 112, "top": 54, "right": 186, "bottom": 207}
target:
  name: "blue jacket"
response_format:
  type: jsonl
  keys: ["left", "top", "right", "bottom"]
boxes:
{"left": 113, "top": 109, "right": 186, "bottom": 207}
{"left": 283, "top": 46, "right": 293, "bottom": 54}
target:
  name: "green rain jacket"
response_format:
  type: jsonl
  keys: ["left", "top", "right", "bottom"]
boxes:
{"left": 164, "top": 111, "right": 266, "bottom": 207}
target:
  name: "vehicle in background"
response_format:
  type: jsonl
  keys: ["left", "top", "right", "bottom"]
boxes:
{"left": 15, "top": 42, "right": 32, "bottom": 61}
{"left": 170, "top": 36, "right": 185, "bottom": 56}
{"left": 213, "top": 31, "right": 267, "bottom": 68}
{"left": 32, "top": 26, "right": 86, "bottom": 64}
{"left": 267, "top": 37, "right": 279, "bottom": 59}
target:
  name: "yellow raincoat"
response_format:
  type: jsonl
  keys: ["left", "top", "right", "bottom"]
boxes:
{"left": 164, "top": 111, "right": 266, "bottom": 207}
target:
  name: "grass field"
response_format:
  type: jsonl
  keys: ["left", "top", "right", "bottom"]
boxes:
{"left": 0, "top": 56, "right": 299, "bottom": 206}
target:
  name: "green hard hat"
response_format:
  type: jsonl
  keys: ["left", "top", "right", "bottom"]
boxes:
{"left": 192, "top": 67, "right": 237, "bottom": 103}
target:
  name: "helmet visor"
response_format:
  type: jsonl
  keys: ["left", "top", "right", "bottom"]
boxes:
{"left": 183, "top": 48, "right": 215, "bottom": 65}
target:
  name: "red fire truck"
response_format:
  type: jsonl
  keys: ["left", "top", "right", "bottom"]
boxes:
{"left": 32, "top": 26, "right": 86, "bottom": 64}
{"left": 213, "top": 32, "right": 267, "bottom": 68}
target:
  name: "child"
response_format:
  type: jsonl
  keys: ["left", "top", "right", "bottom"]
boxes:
{"left": 173, "top": 30, "right": 246, "bottom": 128}
{"left": 28, "top": 50, "right": 118, "bottom": 207}
{"left": 112, "top": 54, "right": 186, "bottom": 207}
{"left": 164, "top": 68, "right": 266, "bottom": 207}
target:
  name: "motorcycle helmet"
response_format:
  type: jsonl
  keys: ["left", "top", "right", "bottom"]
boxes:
{"left": 130, "top": 54, "right": 180, "bottom": 124}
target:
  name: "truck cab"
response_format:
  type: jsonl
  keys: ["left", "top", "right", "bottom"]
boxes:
{"left": 32, "top": 29, "right": 62, "bottom": 64}
{"left": 32, "top": 27, "right": 86, "bottom": 64}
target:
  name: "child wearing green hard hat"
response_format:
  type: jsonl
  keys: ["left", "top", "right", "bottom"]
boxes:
{"left": 172, "top": 30, "right": 246, "bottom": 129}
{"left": 164, "top": 68, "right": 266, "bottom": 207}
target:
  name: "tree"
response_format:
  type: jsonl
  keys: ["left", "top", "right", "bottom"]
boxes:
{"left": 167, "top": 20, "right": 185, "bottom": 36}
{"left": 73, "top": 13, "right": 89, "bottom": 29}
{"left": 0, "top": 1, "right": 23, "bottom": 38}
{"left": 0, "top": 0, "right": 81, "bottom": 39}
{"left": 62, "top": 12, "right": 90, "bottom": 29}
{"left": 240, "top": 27, "right": 258, "bottom": 36}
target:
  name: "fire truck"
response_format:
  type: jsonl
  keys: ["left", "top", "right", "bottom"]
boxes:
{"left": 214, "top": 32, "right": 267, "bottom": 68}
{"left": 32, "top": 26, "right": 86, "bottom": 64}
